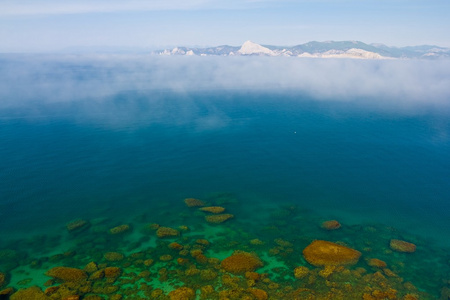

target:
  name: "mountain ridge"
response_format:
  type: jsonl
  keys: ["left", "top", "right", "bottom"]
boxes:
{"left": 157, "top": 40, "right": 450, "bottom": 59}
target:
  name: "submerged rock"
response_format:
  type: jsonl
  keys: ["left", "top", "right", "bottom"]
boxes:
{"left": 0, "top": 287, "right": 14, "bottom": 296}
{"left": 104, "top": 252, "right": 124, "bottom": 262}
{"left": 389, "top": 239, "right": 416, "bottom": 253}
{"left": 196, "top": 239, "right": 210, "bottom": 247}
{"left": 144, "top": 259, "right": 154, "bottom": 266}
{"left": 250, "top": 239, "right": 264, "bottom": 246}
{"left": 169, "top": 287, "right": 195, "bottom": 300}
{"left": 184, "top": 198, "right": 205, "bottom": 207}
{"left": 245, "top": 271, "right": 261, "bottom": 281}
{"left": 0, "top": 272, "right": 5, "bottom": 288}
{"left": 168, "top": 242, "right": 184, "bottom": 250}
{"left": 199, "top": 206, "right": 225, "bottom": 214}
{"left": 83, "top": 295, "right": 104, "bottom": 300}
{"left": 10, "top": 286, "right": 50, "bottom": 300}
{"left": 83, "top": 262, "right": 98, "bottom": 274}
{"left": 302, "top": 240, "right": 361, "bottom": 266}
{"left": 109, "top": 224, "right": 130, "bottom": 235}
{"left": 294, "top": 266, "right": 309, "bottom": 279}
{"left": 66, "top": 219, "right": 89, "bottom": 232}
{"left": 89, "top": 270, "right": 104, "bottom": 281}
{"left": 248, "top": 288, "right": 268, "bottom": 300}
{"left": 156, "top": 227, "right": 180, "bottom": 238}
{"left": 159, "top": 255, "right": 173, "bottom": 261}
{"left": 62, "top": 296, "right": 80, "bottom": 300}
{"left": 46, "top": 267, "right": 87, "bottom": 283}
{"left": 368, "top": 258, "right": 387, "bottom": 268}
{"left": 221, "top": 251, "right": 263, "bottom": 274}
{"left": 104, "top": 267, "right": 121, "bottom": 279}
{"left": 205, "top": 214, "right": 234, "bottom": 224}
{"left": 146, "top": 223, "right": 160, "bottom": 230}
{"left": 321, "top": 220, "right": 341, "bottom": 230}
{"left": 178, "top": 225, "right": 190, "bottom": 232}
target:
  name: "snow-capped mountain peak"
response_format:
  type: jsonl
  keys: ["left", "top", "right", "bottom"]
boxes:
{"left": 155, "top": 41, "right": 450, "bottom": 59}
{"left": 237, "top": 41, "right": 274, "bottom": 56}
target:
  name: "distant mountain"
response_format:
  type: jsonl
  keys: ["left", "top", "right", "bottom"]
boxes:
{"left": 156, "top": 40, "right": 450, "bottom": 59}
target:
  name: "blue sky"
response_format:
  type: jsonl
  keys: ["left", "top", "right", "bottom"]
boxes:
{"left": 1, "top": 0, "right": 449, "bottom": 52}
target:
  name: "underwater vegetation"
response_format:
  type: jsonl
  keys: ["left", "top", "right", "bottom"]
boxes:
{"left": 1, "top": 193, "right": 449, "bottom": 300}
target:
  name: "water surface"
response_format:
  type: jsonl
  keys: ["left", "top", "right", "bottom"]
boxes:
{"left": 1, "top": 57, "right": 449, "bottom": 299}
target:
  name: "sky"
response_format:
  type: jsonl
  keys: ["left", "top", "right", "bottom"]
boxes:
{"left": 0, "top": 0, "right": 449, "bottom": 52}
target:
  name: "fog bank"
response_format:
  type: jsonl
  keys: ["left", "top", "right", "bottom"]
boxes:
{"left": 0, "top": 54, "right": 449, "bottom": 111}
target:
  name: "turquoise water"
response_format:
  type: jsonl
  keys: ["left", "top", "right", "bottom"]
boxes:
{"left": 1, "top": 57, "right": 450, "bottom": 299}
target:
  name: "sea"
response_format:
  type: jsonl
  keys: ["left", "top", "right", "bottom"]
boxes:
{"left": 0, "top": 55, "right": 449, "bottom": 299}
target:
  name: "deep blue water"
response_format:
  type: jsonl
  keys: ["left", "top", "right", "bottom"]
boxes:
{"left": 1, "top": 91, "right": 449, "bottom": 243}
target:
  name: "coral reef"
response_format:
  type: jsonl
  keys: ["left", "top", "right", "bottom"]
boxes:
{"left": 302, "top": 240, "right": 361, "bottom": 266}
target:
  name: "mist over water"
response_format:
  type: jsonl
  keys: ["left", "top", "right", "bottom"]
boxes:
{"left": 1, "top": 54, "right": 450, "bottom": 111}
